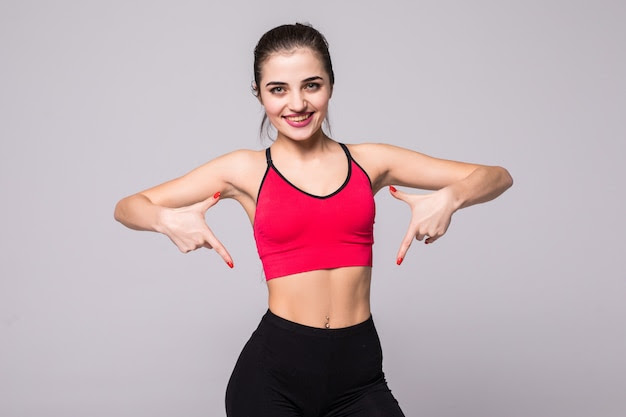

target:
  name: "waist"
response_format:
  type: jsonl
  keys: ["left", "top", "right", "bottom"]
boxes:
{"left": 266, "top": 266, "right": 372, "bottom": 329}
{"left": 261, "top": 308, "right": 375, "bottom": 337}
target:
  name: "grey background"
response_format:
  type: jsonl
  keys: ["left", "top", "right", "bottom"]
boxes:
{"left": 1, "top": 0, "right": 624, "bottom": 416}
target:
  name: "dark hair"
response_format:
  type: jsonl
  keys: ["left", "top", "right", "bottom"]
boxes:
{"left": 253, "top": 23, "right": 335, "bottom": 140}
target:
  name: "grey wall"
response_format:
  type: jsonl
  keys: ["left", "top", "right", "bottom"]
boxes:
{"left": 1, "top": 1, "right": 624, "bottom": 416}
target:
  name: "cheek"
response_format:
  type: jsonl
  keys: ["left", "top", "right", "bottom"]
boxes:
{"left": 311, "top": 94, "right": 331, "bottom": 112}
{"left": 260, "top": 96, "right": 282, "bottom": 117}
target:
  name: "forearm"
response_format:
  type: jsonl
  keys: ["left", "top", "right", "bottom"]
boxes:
{"left": 446, "top": 166, "right": 513, "bottom": 211}
{"left": 114, "top": 194, "right": 167, "bottom": 233}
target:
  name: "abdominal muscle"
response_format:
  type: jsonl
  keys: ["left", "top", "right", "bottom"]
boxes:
{"left": 266, "top": 266, "right": 372, "bottom": 329}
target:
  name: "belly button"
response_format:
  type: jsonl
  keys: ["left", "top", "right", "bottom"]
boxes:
{"left": 325, "top": 316, "right": 330, "bottom": 329}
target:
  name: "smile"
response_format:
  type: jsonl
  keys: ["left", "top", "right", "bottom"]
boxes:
{"left": 283, "top": 112, "right": 314, "bottom": 127}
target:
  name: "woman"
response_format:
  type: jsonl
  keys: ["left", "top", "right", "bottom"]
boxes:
{"left": 115, "top": 23, "right": 512, "bottom": 417}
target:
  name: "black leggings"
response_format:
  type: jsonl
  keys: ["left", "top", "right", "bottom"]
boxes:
{"left": 225, "top": 310, "right": 405, "bottom": 417}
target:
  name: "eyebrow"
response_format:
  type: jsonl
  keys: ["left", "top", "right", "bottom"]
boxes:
{"left": 265, "top": 76, "right": 324, "bottom": 87}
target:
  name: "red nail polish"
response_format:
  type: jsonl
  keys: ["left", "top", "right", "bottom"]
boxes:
{"left": 213, "top": 191, "right": 221, "bottom": 199}
{"left": 389, "top": 186, "right": 397, "bottom": 192}
{"left": 227, "top": 261, "right": 234, "bottom": 268}
{"left": 396, "top": 257, "right": 403, "bottom": 265}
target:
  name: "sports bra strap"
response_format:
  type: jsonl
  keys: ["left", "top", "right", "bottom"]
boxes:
{"left": 265, "top": 143, "right": 350, "bottom": 166}
{"left": 338, "top": 143, "right": 352, "bottom": 160}
{"left": 265, "top": 148, "right": 272, "bottom": 165}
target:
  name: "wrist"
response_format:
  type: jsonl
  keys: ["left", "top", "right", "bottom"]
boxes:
{"left": 154, "top": 206, "right": 172, "bottom": 235}
{"left": 441, "top": 184, "right": 464, "bottom": 213}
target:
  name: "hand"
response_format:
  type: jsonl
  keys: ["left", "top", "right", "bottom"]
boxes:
{"left": 389, "top": 185, "right": 456, "bottom": 265}
{"left": 159, "top": 192, "right": 234, "bottom": 268}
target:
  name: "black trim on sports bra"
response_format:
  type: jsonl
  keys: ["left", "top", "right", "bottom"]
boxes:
{"left": 265, "top": 144, "right": 352, "bottom": 199}
{"left": 339, "top": 143, "right": 373, "bottom": 188}
{"left": 255, "top": 149, "right": 272, "bottom": 205}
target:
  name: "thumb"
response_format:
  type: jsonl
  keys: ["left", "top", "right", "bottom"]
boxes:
{"left": 195, "top": 191, "right": 222, "bottom": 213}
{"left": 389, "top": 185, "right": 409, "bottom": 202}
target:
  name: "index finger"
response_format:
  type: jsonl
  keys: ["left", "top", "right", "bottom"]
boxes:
{"left": 203, "top": 228, "right": 234, "bottom": 269}
{"left": 396, "top": 225, "right": 416, "bottom": 265}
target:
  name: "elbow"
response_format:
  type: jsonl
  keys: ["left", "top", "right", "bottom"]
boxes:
{"left": 496, "top": 166, "right": 514, "bottom": 191}
{"left": 113, "top": 198, "right": 127, "bottom": 224}
{"left": 503, "top": 167, "right": 514, "bottom": 189}
{"left": 113, "top": 201, "right": 122, "bottom": 223}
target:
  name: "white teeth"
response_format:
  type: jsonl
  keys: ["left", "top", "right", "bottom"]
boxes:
{"left": 286, "top": 114, "right": 311, "bottom": 122}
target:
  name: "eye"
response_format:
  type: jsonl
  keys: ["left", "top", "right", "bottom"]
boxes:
{"left": 269, "top": 86, "right": 285, "bottom": 94}
{"left": 305, "top": 82, "right": 320, "bottom": 90}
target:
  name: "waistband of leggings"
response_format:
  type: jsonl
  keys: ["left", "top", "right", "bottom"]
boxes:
{"left": 261, "top": 309, "right": 375, "bottom": 338}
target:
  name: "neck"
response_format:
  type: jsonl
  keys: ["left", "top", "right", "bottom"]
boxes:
{"left": 273, "top": 129, "right": 333, "bottom": 157}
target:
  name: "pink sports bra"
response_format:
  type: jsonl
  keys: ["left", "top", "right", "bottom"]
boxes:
{"left": 253, "top": 143, "right": 375, "bottom": 280}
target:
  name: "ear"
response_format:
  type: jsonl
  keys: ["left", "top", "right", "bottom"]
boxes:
{"left": 252, "top": 81, "right": 263, "bottom": 104}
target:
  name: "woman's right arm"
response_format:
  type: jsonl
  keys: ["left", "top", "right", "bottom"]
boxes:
{"left": 114, "top": 150, "right": 260, "bottom": 267}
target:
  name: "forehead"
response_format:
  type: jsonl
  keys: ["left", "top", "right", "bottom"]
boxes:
{"left": 260, "top": 48, "right": 326, "bottom": 82}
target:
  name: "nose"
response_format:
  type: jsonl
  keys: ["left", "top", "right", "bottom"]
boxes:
{"left": 288, "top": 90, "right": 307, "bottom": 113}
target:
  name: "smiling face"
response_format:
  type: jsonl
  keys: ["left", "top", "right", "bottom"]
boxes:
{"left": 258, "top": 48, "right": 332, "bottom": 143}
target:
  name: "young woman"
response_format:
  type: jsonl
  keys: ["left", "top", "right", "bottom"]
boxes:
{"left": 115, "top": 23, "right": 512, "bottom": 417}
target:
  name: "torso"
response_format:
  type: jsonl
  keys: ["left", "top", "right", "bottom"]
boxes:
{"left": 267, "top": 267, "right": 372, "bottom": 329}
{"left": 229, "top": 140, "right": 380, "bottom": 329}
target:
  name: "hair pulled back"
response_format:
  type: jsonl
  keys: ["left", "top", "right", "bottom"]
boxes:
{"left": 253, "top": 23, "right": 335, "bottom": 140}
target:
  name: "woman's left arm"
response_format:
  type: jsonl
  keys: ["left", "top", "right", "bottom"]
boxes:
{"left": 351, "top": 143, "right": 513, "bottom": 263}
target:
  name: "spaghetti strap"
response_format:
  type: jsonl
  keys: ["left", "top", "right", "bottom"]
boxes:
{"left": 340, "top": 142, "right": 372, "bottom": 187}
{"left": 339, "top": 143, "right": 352, "bottom": 160}
{"left": 265, "top": 148, "right": 272, "bottom": 165}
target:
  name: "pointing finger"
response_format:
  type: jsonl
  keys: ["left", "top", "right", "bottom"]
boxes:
{"left": 203, "top": 228, "right": 234, "bottom": 269}
{"left": 396, "top": 225, "right": 417, "bottom": 266}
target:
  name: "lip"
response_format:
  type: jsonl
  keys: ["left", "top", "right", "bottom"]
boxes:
{"left": 282, "top": 112, "right": 314, "bottom": 128}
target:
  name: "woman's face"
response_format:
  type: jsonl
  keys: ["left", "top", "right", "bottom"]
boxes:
{"left": 258, "top": 48, "right": 332, "bottom": 142}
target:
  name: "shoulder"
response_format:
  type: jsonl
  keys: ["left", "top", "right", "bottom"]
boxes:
{"left": 345, "top": 142, "right": 417, "bottom": 155}
{"left": 342, "top": 143, "right": 403, "bottom": 189}
{"left": 201, "top": 148, "right": 267, "bottom": 187}
{"left": 200, "top": 148, "right": 266, "bottom": 175}
{"left": 212, "top": 148, "right": 268, "bottom": 203}
{"left": 344, "top": 142, "right": 411, "bottom": 162}
{"left": 173, "top": 148, "right": 267, "bottom": 196}
{"left": 213, "top": 148, "right": 265, "bottom": 164}
{"left": 341, "top": 143, "right": 379, "bottom": 191}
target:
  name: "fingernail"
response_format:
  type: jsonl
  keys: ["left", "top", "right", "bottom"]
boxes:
{"left": 213, "top": 191, "right": 221, "bottom": 199}
{"left": 396, "top": 257, "right": 403, "bottom": 265}
{"left": 425, "top": 240, "right": 431, "bottom": 245}
{"left": 227, "top": 261, "right": 234, "bottom": 269}
{"left": 389, "top": 186, "right": 397, "bottom": 192}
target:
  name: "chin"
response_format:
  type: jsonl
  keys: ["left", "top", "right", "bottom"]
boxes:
{"left": 277, "top": 125, "right": 324, "bottom": 142}
{"left": 287, "top": 131, "right": 317, "bottom": 141}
